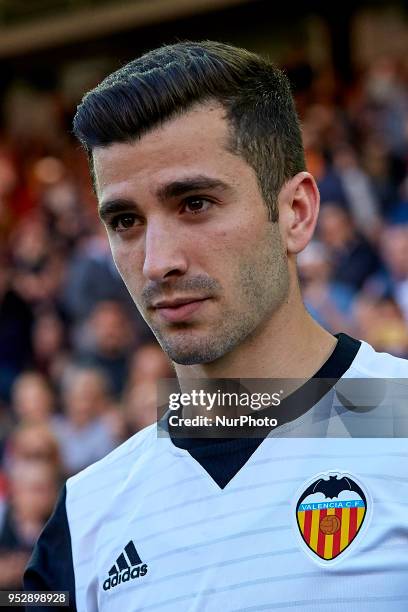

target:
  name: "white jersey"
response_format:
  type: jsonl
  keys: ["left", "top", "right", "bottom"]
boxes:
{"left": 25, "top": 336, "right": 408, "bottom": 611}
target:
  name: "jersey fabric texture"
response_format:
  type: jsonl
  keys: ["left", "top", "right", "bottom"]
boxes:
{"left": 24, "top": 334, "right": 408, "bottom": 611}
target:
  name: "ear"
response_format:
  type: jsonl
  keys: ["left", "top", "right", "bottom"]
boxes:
{"left": 278, "top": 172, "right": 320, "bottom": 255}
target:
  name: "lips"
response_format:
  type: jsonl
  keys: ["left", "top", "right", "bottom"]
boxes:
{"left": 153, "top": 297, "right": 209, "bottom": 323}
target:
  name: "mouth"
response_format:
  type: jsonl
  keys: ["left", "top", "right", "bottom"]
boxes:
{"left": 152, "top": 297, "right": 210, "bottom": 323}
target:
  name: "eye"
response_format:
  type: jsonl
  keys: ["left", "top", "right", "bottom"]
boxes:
{"left": 109, "top": 214, "right": 139, "bottom": 232}
{"left": 183, "top": 197, "right": 212, "bottom": 215}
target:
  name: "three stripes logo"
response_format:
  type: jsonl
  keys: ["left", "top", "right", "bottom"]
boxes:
{"left": 295, "top": 472, "right": 369, "bottom": 563}
{"left": 103, "top": 541, "right": 148, "bottom": 591}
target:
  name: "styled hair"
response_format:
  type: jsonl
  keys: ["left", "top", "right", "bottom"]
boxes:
{"left": 73, "top": 40, "right": 305, "bottom": 221}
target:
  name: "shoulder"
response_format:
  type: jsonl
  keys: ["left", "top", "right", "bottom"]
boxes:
{"left": 347, "top": 339, "right": 408, "bottom": 379}
{"left": 66, "top": 423, "right": 157, "bottom": 501}
{"left": 24, "top": 485, "right": 77, "bottom": 610}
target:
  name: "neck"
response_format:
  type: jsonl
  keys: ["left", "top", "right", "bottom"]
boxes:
{"left": 174, "top": 278, "right": 337, "bottom": 381}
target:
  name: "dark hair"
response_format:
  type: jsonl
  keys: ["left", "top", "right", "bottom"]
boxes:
{"left": 73, "top": 40, "right": 305, "bottom": 221}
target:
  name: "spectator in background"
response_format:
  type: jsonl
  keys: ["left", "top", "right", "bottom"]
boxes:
{"left": 53, "top": 366, "right": 119, "bottom": 476}
{"left": 32, "top": 309, "right": 70, "bottom": 384}
{"left": 316, "top": 141, "right": 383, "bottom": 244}
{"left": 11, "top": 372, "right": 56, "bottom": 426}
{"left": 364, "top": 222, "right": 408, "bottom": 322}
{"left": 34, "top": 156, "right": 90, "bottom": 252}
{"left": 10, "top": 217, "right": 66, "bottom": 310}
{"left": 11, "top": 218, "right": 50, "bottom": 277}
{"left": 330, "top": 145, "right": 382, "bottom": 242}
{"left": 361, "top": 139, "right": 401, "bottom": 214}
{"left": 301, "top": 104, "right": 336, "bottom": 182}
{"left": 0, "top": 462, "right": 58, "bottom": 589}
{"left": 0, "top": 254, "right": 33, "bottom": 403}
{"left": 62, "top": 227, "right": 152, "bottom": 340}
{"left": 317, "top": 202, "right": 381, "bottom": 291}
{"left": 297, "top": 241, "right": 356, "bottom": 334}
{"left": 124, "top": 382, "right": 158, "bottom": 435}
{"left": 75, "top": 300, "right": 137, "bottom": 397}
{"left": 123, "top": 344, "right": 174, "bottom": 434}
{"left": 353, "top": 293, "right": 408, "bottom": 358}
{"left": 362, "top": 57, "right": 408, "bottom": 161}
{"left": 352, "top": 292, "right": 379, "bottom": 334}
{"left": 1, "top": 420, "right": 62, "bottom": 589}
{"left": 369, "top": 297, "right": 408, "bottom": 357}
{"left": 4, "top": 424, "right": 62, "bottom": 477}
{"left": 127, "top": 343, "right": 173, "bottom": 388}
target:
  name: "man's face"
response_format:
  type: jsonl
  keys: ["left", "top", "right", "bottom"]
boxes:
{"left": 93, "top": 103, "right": 289, "bottom": 365}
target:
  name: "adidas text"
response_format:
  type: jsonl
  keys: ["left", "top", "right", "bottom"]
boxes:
{"left": 103, "top": 564, "right": 148, "bottom": 591}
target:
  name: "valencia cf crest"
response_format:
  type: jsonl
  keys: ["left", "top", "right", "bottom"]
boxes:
{"left": 295, "top": 472, "right": 369, "bottom": 563}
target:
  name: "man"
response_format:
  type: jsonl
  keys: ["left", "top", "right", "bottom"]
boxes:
{"left": 24, "top": 42, "right": 408, "bottom": 611}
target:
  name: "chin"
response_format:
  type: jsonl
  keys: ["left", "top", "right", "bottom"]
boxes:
{"left": 158, "top": 335, "right": 228, "bottom": 365}
{"left": 166, "top": 347, "right": 222, "bottom": 365}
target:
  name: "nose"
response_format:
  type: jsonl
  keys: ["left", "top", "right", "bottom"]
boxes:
{"left": 142, "top": 220, "right": 188, "bottom": 282}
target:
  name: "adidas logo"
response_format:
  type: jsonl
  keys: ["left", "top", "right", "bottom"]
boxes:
{"left": 103, "top": 541, "right": 148, "bottom": 591}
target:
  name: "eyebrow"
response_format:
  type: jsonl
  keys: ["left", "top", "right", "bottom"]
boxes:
{"left": 98, "top": 199, "right": 141, "bottom": 223}
{"left": 98, "top": 175, "right": 232, "bottom": 222}
{"left": 156, "top": 176, "right": 232, "bottom": 201}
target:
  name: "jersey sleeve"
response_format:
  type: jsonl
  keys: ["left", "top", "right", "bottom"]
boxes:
{"left": 23, "top": 484, "right": 77, "bottom": 611}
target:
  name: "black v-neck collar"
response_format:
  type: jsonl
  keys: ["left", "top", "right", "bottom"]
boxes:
{"left": 170, "top": 333, "right": 361, "bottom": 488}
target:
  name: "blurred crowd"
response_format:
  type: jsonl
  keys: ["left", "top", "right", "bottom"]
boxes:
{"left": 297, "top": 56, "right": 408, "bottom": 355}
{"left": 0, "top": 48, "right": 407, "bottom": 588}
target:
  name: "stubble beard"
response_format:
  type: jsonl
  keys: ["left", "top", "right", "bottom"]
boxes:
{"left": 144, "top": 224, "right": 290, "bottom": 365}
